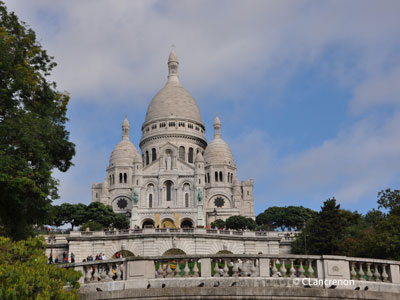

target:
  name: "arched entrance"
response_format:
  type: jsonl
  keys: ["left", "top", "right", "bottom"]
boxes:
{"left": 163, "top": 248, "right": 186, "bottom": 256}
{"left": 180, "top": 219, "right": 194, "bottom": 228}
{"left": 142, "top": 219, "right": 155, "bottom": 228}
{"left": 217, "top": 250, "right": 233, "bottom": 254}
{"left": 112, "top": 250, "right": 135, "bottom": 259}
{"left": 161, "top": 218, "right": 174, "bottom": 228}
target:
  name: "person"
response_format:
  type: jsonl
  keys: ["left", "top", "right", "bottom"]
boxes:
{"left": 119, "top": 264, "right": 124, "bottom": 280}
{"left": 71, "top": 252, "right": 75, "bottom": 263}
{"left": 54, "top": 257, "right": 59, "bottom": 264}
{"left": 48, "top": 255, "right": 53, "bottom": 264}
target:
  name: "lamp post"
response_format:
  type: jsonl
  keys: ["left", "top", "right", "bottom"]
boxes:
{"left": 48, "top": 234, "right": 56, "bottom": 263}
{"left": 213, "top": 208, "right": 218, "bottom": 227}
{"left": 303, "top": 220, "right": 307, "bottom": 255}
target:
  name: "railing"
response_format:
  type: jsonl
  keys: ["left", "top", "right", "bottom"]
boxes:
{"left": 68, "top": 228, "right": 288, "bottom": 239}
{"left": 65, "top": 254, "right": 400, "bottom": 288}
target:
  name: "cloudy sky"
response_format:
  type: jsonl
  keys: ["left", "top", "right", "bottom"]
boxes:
{"left": 5, "top": 0, "right": 400, "bottom": 214}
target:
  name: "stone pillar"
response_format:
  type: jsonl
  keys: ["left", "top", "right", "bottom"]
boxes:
{"left": 200, "top": 258, "right": 211, "bottom": 277}
{"left": 390, "top": 264, "right": 400, "bottom": 284}
{"left": 127, "top": 260, "right": 155, "bottom": 279}
{"left": 259, "top": 258, "right": 270, "bottom": 277}
{"left": 321, "top": 256, "right": 350, "bottom": 280}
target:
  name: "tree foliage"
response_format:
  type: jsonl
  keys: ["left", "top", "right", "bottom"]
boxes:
{"left": 0, "top": 236, "right": 80, "bottom": 300}
{"left": 290, "top": 190, "right": 400, "bottom": 260}
{"left": 256, "top": 206, "right": 316, "bottom": 231}
{"left": 0, "top": 1, "right": 75, "bottom": 240}
{"left": 291, "top": 198, "right": 347, "bottom": 255}
{"left": 51, "top": 202, "right": 129, "bottom": 230}
{"left": 211, "top": 219, "right": 226, "bottom": 229}
{"left": 225, "top": 215, "right": 256, "bottom": 230}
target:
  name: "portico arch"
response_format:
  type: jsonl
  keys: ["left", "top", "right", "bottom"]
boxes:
{"left": 180, "top": 218, "right": 194, "bottom": 228}
{"left": 142, "top": 219, "right": 155, "bottom": 228}
{"left": 163, "top": 248, "right": 186, "bottom": 256}
{"left": 112, "top": 250, "right": 135, "bottom": 259}
{"left": 161, "top": 218, "right": 175, "bottom": 228}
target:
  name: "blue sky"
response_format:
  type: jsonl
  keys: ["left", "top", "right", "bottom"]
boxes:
{"left": 5, "top": 0, "right": 400, "bottom": 215}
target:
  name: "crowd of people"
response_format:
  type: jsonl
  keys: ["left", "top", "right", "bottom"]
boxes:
{"left": 48, "top": 251, "right": 75, "bottom": 264}
{"left": 82, "top": 253, "right": 106, "bottom": 262}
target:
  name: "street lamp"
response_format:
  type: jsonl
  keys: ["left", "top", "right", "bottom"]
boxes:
{"left": 48, "top": 235, "right": 56, "bottom": 263}
{"left": 303, "top": 220, "right": 307, "bottom": 255}
{"left": 213, "top": 208, "right": 218, "bottom": 227}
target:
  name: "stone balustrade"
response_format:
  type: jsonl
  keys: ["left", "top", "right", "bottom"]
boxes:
{"left": 68, "top": 228, "right": 294, "bottom": 239}
{"left": 65, "top": 254, "right": 400, "bottom": 290}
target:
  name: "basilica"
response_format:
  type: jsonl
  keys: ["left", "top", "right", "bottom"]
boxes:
{"left": 91, "top": 50, "right": 255, "bottom": 229}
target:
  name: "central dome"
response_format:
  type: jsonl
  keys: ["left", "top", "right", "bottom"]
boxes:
{"left": 145, "top": 82, "right": 202, "bottom": 123}
{"left": 144, "top": 50, "right": 203, "bottom": 125}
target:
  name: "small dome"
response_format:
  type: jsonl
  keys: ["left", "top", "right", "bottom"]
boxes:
{"left": 204, "top": 138, "right": 234, "bottom": 165}
{"left": 109, "top": 139, "right": 141, "bottom": 166}
{"left": 204, "top": 114, "right": 234, "bottom": 165}
{"left": 109, "top": 117, "right": 141, "bottom": 166}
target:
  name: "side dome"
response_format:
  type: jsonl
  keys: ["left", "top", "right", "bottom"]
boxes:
{"left": 109, "top": 117, "right": 141, "bottom": 166}
{"left": 204, "top": 115, "right": 235, "bottom": 165}
{"left": 144, "top": 50, "right": 203, "bottom": 124}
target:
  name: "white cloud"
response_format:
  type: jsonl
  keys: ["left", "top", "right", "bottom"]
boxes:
{"left": 279, "top": 112, "right": 400, "bottom": 204}
{"left": 4, "top": 0, "right": 400, "bottom": 212}
{"left": 4, "top": 0, "right": 400, "bottom": 106}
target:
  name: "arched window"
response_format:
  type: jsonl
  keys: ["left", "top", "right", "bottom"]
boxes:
{"left": 230, "top": 173, "right": 233, "bottom": 183}
{"left": 219, "top": 171, "right": 223, "bottom": 182}
{"left": 124, "top": 173, "right": 127, "bottom": 183}
{"left": 142, "top": 154, "right": 145, "bottom": 165}
{"left": 109, "top": 175, "right": 112, "bottom": 185}
{"left": 146, "top": 151, "right": 149, "bottom": 165}
{"left": 185, "top": 193, "right": 189, "bottom": 207}
{"left": 119, "top": 173, "right": 122, "bottom": 183}
{"left": 188, "top": 148, "right": 194, "bottom": 163}
{"left": 112, "top": 174, "right": 115, "bottom": 184}
{"left": 152, "top": 148, "right": 156, "bottom": 161}
{"left": 215, "top": 171, "right": 218, "bottom": 182}
{"left": 207, "top": 173, "right": 210, "bottom": 183}
{"left": 149, "top": 194, "right": 153, "bottom": 208}
{"left": 179, "top": 146, "right": 185, "bottom": 161}
{"left": 166, "top": 181, "right": 172, "bottom": 201}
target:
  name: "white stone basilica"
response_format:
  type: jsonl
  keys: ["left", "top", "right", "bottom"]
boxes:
{"left": 92, "top": 50, "right": 255, "bottom": 229}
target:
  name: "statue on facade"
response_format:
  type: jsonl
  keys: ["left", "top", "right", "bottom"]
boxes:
{"left": 132, "top": 190, "right": 139, "bottom": 205}
{"left": 197, "top": 188, "right": 203, "bottom": 203}
{"left": 165, "top": 154, "right": 172, "bottom": 170}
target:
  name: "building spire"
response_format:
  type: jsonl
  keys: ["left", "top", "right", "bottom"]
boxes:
{"left": 213, "top": 113, "right": 221, "bottom": 138}
{"left": 122, "top": 115, "right": 130, "bottom": 140}
{"left": 167, "top": 47, "right": 180, "bottom": 84}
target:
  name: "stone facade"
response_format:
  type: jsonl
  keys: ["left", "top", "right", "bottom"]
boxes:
{"left": 91, "top": 50, "right": 255, "bottom": 229}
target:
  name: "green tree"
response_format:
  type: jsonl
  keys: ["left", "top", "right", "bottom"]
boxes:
{"left": 80, "top": 220, "right": 103, "bottom": 232}
{"left": 85, "top": 202, "right": 129, "bottom": 230}
{"left": 211, "top": 219, "right": 225, "bottom": 229}
{"left": 0, "top": 236, "right": 80, "bottom": 299}
{"left": 225, "top": 215, "right": 256, "bottom": 230}
{"left": 365, "top": 209, "right": 386, "bottom": 226}
{"left": 292, "top": 198, "right": 347, "bottom": 255}
{"left": 377, "top": 189, "right": 400, "bottom": 216}
{"left": 256, "top": 206, "right": 285, "bottom": 230}
{"left": 113, "top": 213, "right": 129, "bottom": 230}
{"left": 0, "top": 2, "right": 75, "bottom": 240}
{"left": 256, "top": 206, "right": 316, "bottom": 231}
